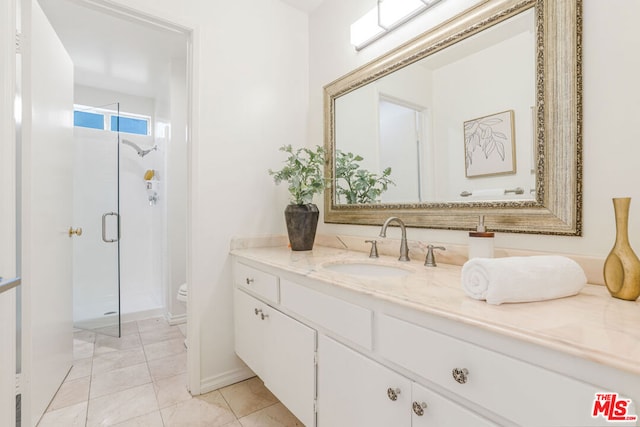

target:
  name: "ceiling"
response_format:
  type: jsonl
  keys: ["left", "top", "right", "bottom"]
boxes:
{"left": 280, "top": 0, "right": 325, "bottom": 13}
{"left": 37, "top": 0, "right": 322, "bottom": 100}
{"left": 38, "top": 0, "right": 188, "bottom": 99}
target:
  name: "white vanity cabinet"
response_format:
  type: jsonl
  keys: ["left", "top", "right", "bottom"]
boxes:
{"left": 377, "top": 313, "right": 611, "bottom": 427}
{"left": 232, "top": 252, "right": 640, "bottom": 427}
{"left": 234, "top": 287, "right": 316, "bottom": 427}
{"left": 317, "top": 334, "right": 494, "bottom": 427}
{"left": 317, "top": 334, "right": 412, "bottom": 427}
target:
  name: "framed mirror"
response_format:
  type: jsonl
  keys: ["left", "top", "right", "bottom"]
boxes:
{"left": 323, "top": 0, "right": 582, "bottom": 235}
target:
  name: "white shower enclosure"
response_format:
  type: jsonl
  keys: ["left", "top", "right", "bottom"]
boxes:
{"left": 73, "top": 103, "right": 164, "bottom": 335}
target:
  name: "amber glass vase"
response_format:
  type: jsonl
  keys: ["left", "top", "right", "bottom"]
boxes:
{"left": 603, "top": 197, "right": 640, "bottom": 301}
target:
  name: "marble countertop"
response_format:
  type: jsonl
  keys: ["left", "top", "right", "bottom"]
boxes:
{"left": 231, "top": 245, "right": 640, "bottom": 377}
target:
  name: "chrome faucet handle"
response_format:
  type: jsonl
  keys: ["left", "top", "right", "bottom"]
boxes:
{"left": 365, "top": 240, "right": 379, "bottom": 258}
{"left": 425, "top": 244, "right": 446, "bottom": 267}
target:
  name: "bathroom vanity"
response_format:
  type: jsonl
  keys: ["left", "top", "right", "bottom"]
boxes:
{"left": 231, "top": 245, "right": 640, "bottom": 426}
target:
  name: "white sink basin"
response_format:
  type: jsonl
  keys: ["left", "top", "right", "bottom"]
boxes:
{"left": 321, "top": 261, "right": 413, "bottom": 278}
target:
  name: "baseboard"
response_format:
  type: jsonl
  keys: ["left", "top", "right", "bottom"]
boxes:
{"left": 121, "top": 308, "right": 165, "bottom": 323}
{"left": 199, "top": 367, "right": 254, "bottom": 394}
{"left": 165, "top": 312, "right": 187, "bottom": 326}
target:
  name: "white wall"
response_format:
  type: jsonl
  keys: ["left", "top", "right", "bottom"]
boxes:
{"left": 432, "top": 28, "right": 534, "bottom": 200}
{"left": 311, "top": 0, "right": 640, "bottom": 258}
{"left": 335, "top": 62, "right": 432, "bottom": 197}
{"left": 75, "top": 85, "right": 155, "bottom": 121}
{"left": 103, "top": 0, "right": 309, "bottom": 392}
{"left": 165, "top": 57, "right": 188, "bottom": 322}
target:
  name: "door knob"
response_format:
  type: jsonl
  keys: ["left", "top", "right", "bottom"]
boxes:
{"left": 68, "top": 227, "right": 83, "bottom": 237}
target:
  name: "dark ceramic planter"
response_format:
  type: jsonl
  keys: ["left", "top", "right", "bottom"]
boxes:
{"left": 285, "top": 204, "right": 319, "bottom": 251}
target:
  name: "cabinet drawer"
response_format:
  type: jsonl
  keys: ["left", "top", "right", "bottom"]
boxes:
{"left": 281, "top": 279, "right": 372, "bottom": 350}
{"left": 378, "top": 314, "right": 604, "bottom": 426}
{"left": 412, "top": 382, "right": 495, "bottom": 427}
{"left": 234, "top": 261, "right": 279, "bottom": 303}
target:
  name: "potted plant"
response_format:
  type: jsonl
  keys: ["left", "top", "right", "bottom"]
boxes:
{"left": 269, "top": 144, "right": 326, "bottom": 251}
{"left": 335, "top": 150, "right": 394, "bottom": 204}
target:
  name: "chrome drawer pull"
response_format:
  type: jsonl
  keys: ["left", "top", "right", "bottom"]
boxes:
{"left": 452, "top": 368, "right": 469, "bottom": 384}
{"left": 412, "top": 401, "right": 427, "bottom": 416}
{"left": 387, "top": 387, "right": 401, "bottom": 401}
{"left": 245, "top": 277, "right": 254, "bottom": 285}
{"left": 260, "top": 312, "right": 269, "bottom": 320}
{"left": 254, "top": 308, "right": 262, "bottom": 316}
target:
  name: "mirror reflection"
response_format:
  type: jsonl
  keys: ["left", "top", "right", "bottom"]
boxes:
{"left": 334, "top": 8, "right": 535, "bottom": 205}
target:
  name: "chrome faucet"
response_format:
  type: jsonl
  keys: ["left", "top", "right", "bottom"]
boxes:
{"left": 379, "top": 217, "right": 410, "bottom": 261}
{"left": 424, "top": 244, "right": 446, "bottom": 267}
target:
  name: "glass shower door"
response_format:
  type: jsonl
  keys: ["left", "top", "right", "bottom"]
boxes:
{"left": 72, "top": 103, "right": 121, "bottom": 336}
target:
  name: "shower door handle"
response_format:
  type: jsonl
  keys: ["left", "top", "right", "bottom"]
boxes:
{"left": 102, "top": 212, "right": 121, "bottom": 243}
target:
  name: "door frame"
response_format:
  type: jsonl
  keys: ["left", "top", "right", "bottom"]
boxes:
{"left": 15, "top": 1, "right": 199, "bottom": 411}
{"left": 0, "top": 0, "right": 17, "bottom": 425}
{"left": 51, "top": 0, "right": 200, "bottom": 394}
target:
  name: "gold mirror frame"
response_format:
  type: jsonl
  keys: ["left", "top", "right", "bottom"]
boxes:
{"left": 323, "top": 0, "right": 582, "bottom": 235}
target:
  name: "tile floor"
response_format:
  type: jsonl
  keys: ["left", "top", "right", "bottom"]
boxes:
{"left": 37, "top": 317, "right": 304, "bottom": 427}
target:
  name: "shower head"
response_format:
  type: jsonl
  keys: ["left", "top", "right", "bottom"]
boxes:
{"left": 121, "top": 139, "right": 158, "bottom": 158}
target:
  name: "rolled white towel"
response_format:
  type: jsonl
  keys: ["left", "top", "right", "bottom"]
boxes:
{"left": 461, "top": 256, "right": 587, "bottom": 305}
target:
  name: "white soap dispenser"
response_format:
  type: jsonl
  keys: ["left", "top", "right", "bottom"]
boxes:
{"left": 468, "top": 215, "right": 494, "bottom": 259}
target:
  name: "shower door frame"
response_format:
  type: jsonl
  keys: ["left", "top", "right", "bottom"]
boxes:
{"left": 72, "top": 103, "right": 122, "bottom": 337}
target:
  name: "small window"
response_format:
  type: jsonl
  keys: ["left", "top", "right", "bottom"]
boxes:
{"left": 111, "top": 116, "right": 149, "bottom": 136}
{"left": 74, "top": 104, "right": 151, "bottom": 136}
{"left": 74, "top": 110, "right": 105, "bottom": 130}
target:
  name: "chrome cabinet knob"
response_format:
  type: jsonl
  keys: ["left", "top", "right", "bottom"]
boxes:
{"left": 452, "top": 368, "right": 469, "bottom": 384}
{"left": 254, "top": 308, "right": 262, "bottom": 316}
{"left": 412, "top": 401, "right": 427, "bottom": 416}
{"left": 260, "top": 312, "right": 269, "bottom": 320}
{"left": 245, "top": 277, "right": 254, "bottom": 285}
{"left": 387, "top": 387, "right": 401, "bottom": 401}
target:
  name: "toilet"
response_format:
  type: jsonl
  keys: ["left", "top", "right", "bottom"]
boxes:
{"left": 176, "top": 283, "right": 188, "bottom": 347}
{"left": 177, "top": 283, "right": 188, "bottom": 304}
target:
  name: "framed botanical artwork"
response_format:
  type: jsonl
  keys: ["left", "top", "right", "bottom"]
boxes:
{"left": 464, "top": 110, "right": 516, "bottom": 178}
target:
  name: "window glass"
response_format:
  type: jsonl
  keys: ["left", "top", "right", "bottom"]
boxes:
{"left": 74, "top": 110, "right": 105, "bottom": 130}
{"left": 74, "top": 105, "right": 151, "bottom": 136}
{"left": 111, "top": 116, "right": 149, "bottom": 135}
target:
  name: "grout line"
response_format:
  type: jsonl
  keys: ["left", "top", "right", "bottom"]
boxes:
{"left": 217, "top": 388, "right": 240, "bottom": 422}
{"left": 84, "top": 329, "right": 96, "bottom": 427}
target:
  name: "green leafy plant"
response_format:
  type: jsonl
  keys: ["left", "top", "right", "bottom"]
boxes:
{"left": 269, "top": 144, "right": 326, "bottom": 205}
{"left": 335, "top": 150, "right": 394, "bottom": 204}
